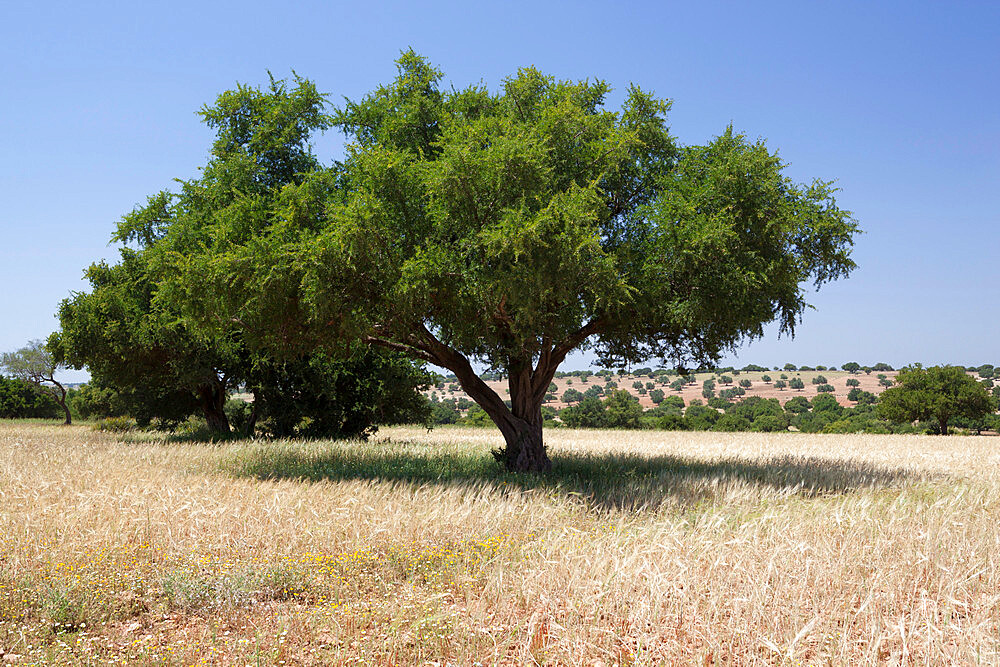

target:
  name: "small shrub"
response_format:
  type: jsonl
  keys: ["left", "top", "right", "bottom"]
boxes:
{"left": 91, "top": 416, "right": 137, "bottom": 433}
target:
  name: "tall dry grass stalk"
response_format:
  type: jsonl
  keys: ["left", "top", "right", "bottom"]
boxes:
{"left": 1, "top": 422, "right": 998, "bottom": 664}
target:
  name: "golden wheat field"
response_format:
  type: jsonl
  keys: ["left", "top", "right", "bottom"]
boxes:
{"left": 1, "top": 422, "right": 999, "bottom": 665}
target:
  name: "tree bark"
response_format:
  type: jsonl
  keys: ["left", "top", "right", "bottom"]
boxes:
{"left": 197, "top": 382, "right": 230, "bottom": 435}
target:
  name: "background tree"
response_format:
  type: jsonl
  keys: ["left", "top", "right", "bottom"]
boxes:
{"left": 559, "top": 396, "right": 607, "bottom": 428}
{"left": 789, "top": 377, "right": 805, "bottom": 391}
{"left": 842, "top": 362, "right": 861, "bottom": 373}
{"left": 561, "top": 388, "right": 584, "bottom": 404}
{"left": 0, "top": 375, "right": 62, "bottom": 419}
{"left": 56, "top": 250, "right": 234, "bottom": 432}
{"left": 603, "top": 389, "right": 643, "bottom": 428}
{"left": 135, "top": 53, "right": 858, "bottom": 471}
{"left": 846, "top": 378, "right": 860, "bottom": 388}
{"left": 774, "top": 379, "right": 787, "bottom": 390}
{"left": 649, "top": 388, "right": 665, "bottom": 404}
{"left": 877, "top": 365, "right": 996, "bottom": 435}
{"left": 1, "top": 339, "right": 72, "bottom": 424}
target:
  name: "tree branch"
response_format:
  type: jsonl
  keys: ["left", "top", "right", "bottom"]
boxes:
{"left": 363, "top": 336, "right": 439, "bottom": 365}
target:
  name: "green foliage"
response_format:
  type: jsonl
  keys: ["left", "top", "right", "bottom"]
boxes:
{"left": 459, "top": 405, "right": 494, "bottom": 427}
{"left": 712, "top": 413, "right": 751, "bottom": 432}
{"left": 251, "top": 349, "right": 431, "bottom": 439}
{"left": 719, "top": 375, "right": 733, "bottom": 385}
{"left": 0, "top": 375, "right": 61, "bottom": 419}
{"left": 662, "top": 395, "right": 685, "bottom": 410}
{"left": 430, "top": 401, "right": 461, "bottom": 425}
{"left": 774, "top": 379, "right": 787, "bottom": 390}
{"left": 91, "top": 416, "right": 137, "bottom": 433}
{"left": 707, "top": 397, "right": 733, "bottom": 410}
{"left": 649, "top": 388, "right": 665, "bottom": 404}
{"left": 877, "top": 365, "right": 996, "bottom": 435}
{"left": 1, "top": 340, "right": 72, "bottom": 423}
{"left": 816, "top": 384, "right": 835, "bottom": 393}
{"left": 784, "top": 396, "right": 811, "bottom": 414}
{"left": 842, "top": 362, "right": 861, "bottom": 373}
{"left": 845, "top": 378, "right": 860, "bottom": 388}
{"left": 811, "top": 375, "right": 828, "bottom": 385}
{"left": 685, "top": 405, "right": 720, "bottom": 431}
{"left": 761, "top": 375, "right": 772, "bottom": 383}
{"left": 728, "top": 396, "right": 785, "bottom": 423}
{"left": 561, "top": 388, "right": 584, "bottom": 404}
{"left": 810, "top": 394, "right": 843, "bottom": 415}
{"left": 559, "top": 397, "right": 607, "bottom": 428}
{"left": 847, "top": 388, "right": 877, "bottom": 405}
{"left": 789, "top": 377, "right": 805, "bottom": 390}
{"left": 739, "top": 378, "right": 752, "bottom": 388}
{"left": 750, "top": 415, "right": 788, "bottom": 432}
{"left": 603, "top": 389, "right": 643, "bottom": 429}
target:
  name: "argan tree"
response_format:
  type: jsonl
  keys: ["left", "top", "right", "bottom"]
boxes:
{"left": 141, "top": 52, "right": 858, "bottom": 471}
{"left": 877, "top": 365, "right": 996, "bottom": 435}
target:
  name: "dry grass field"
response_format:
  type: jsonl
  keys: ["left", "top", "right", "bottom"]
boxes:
{"left": 2, "top": 422, "right": 999, "bottom": 665}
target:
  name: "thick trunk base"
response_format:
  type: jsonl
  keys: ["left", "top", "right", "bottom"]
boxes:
{"left": 197, "top": 384, "right": 230, "bottom": 436}
{"left": 494, "top": 422, "right": 552, "bottom": 473}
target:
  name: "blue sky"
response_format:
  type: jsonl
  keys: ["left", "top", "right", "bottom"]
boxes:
{"left": 2, "top": 0, "right": 997, "bottom": 379}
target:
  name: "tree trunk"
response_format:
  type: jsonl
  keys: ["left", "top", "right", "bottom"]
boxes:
{"left": 441, "top": 352, "right": 553, "bottom": 472}
{"left": 49, "top": 380, "right": 71, "bottom": 426}
{"left": 493, "top": 406, "right": 551, "bottom": 472}
{"left": 938, "top": 417, "right": 949, "bottom": 435}
{"left": 197, "top": 383, "right": 230, "bottom": 435}
{"left": 246, "top": 388, "right": 261, "bottom": 437}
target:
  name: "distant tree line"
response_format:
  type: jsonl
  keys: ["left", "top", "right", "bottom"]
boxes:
{"left": 426, "top": 364, "right": 998, "bottom": 435}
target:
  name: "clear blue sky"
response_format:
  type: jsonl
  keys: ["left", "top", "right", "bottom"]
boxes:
{"left": 2, "top": 0, "right": 997, "bottom": 380}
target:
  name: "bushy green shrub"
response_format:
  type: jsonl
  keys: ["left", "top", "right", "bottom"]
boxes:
{"left": 92, "top": 416, "right": 137, "bottom": 432}
{"left": 712, "top": 413, "right": 751, "bottom": 432}
{"left": 750, "top": 415, "right": 788, "bottom": 432}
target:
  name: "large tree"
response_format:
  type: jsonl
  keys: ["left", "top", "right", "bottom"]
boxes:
{"left": 1, "top": 339, "right": 73, "bottom": 424}
{"left": 137, "top": 52, "right": 859, "bottom": 471}
{"left": 876, "top": 365, "right": 996, "bottom": 435}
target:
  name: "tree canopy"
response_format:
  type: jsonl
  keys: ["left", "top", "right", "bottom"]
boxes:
{"left": 876, "top": 365, "right": 996, "bottom": 434}
{"left": 115, "top": 51, "right": 859, "bottom": 470}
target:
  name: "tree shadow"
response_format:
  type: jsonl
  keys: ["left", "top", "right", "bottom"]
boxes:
{"left": 221, "top": 439, "right": 925, "bottom": 511}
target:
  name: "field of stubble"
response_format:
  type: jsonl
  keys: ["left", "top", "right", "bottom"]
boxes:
{"left": 1, "top": 422, "right": 998, "bottom": 665}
